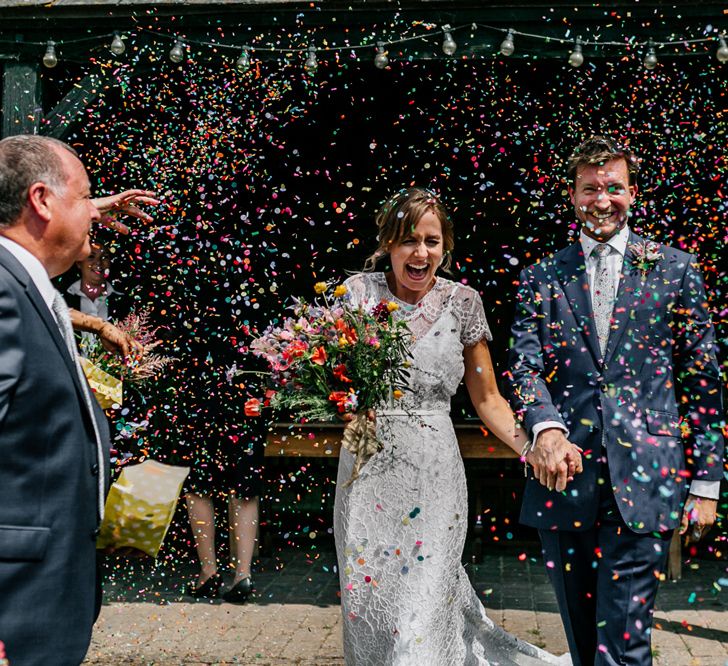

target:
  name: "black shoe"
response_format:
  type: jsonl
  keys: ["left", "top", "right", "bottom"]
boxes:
{"left": 186, "top": 572, "right": 222, "bottom": 598}
{"left": 223, "top": 577, "right": 253, "bottom": 603}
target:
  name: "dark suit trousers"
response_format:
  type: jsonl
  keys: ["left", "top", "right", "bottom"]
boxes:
{"left": 538, "top": 466, "right": 671, "bottom": 666}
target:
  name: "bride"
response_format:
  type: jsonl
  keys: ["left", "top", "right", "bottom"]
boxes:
{"left": 334, "top": 188, "right": 573, "bottom": 665}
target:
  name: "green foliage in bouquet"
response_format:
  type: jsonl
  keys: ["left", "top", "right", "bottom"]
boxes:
{"left": 82, "top": 308, "right": 173, "bottom": 388}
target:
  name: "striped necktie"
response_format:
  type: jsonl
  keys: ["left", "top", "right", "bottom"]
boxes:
{"left": 591, "top": 243, "right": 616, "bottom": 358}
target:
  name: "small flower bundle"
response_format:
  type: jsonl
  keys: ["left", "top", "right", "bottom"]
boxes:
{"left": 250, "top": 282, "right": 413, "bottom": 482}
{"left": 83, "top": 307, "right": 173, "bottom": 391}
{"left": 628, "top": 240, "right": 664, "bottom": 277}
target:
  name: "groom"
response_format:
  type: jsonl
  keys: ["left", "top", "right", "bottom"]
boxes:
{"left": 507, "top": 136, "right": 724, "bottom": 665}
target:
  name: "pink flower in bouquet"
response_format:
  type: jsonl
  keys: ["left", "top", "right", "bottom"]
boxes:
{"left": 284, "top": 339, "right": 308, "bottom": 359}
{"left": 272, "top": 356, "right": 291, "bottom": 372}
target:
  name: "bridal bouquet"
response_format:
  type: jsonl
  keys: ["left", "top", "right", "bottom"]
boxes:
{"left": 82, "top": 307, "right": 173, "bottom": 408}
{"left": 250, "top": 282, "right": 412, "bottom": 483}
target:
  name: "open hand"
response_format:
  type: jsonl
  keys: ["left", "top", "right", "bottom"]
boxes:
{"left": 93, "top": 189, "right": 160, "bottom": 234}
{"left": 526, "top": 428, "right": 584, "bottom": 492}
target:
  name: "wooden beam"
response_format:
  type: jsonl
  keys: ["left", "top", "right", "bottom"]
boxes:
{"left": 265, "top": 422, "right": 518, "bottom": 458}
{"left": 2, "top": 61, "right": 40, "bottom": 137}
{"left": 43, "top": 73, "right": 101, "bottom": 139}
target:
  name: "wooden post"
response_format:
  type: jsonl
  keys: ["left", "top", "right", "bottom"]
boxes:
{"left": 2, "top": 60, "right": 41, "bottom": 137}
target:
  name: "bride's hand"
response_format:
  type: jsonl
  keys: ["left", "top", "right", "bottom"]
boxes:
{"left": 340, "top": 409, "right": 377, "bottom": 425}
{"left": 527, "top": 428, "right": 583, "bottom": 492}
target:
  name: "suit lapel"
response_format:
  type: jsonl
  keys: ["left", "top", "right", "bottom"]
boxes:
{"left": 0, "top": 246, "right": 89, "bottom": 407}
{"left": 555, "top": 242, "right": 601, "bottom": 366}
{"left": 603, "top": 231, "right": 646, "bottom": 364}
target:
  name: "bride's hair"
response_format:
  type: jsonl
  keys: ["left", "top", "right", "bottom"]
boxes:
{"left": 363, "top": 187, "right": 454, "bottom": 273}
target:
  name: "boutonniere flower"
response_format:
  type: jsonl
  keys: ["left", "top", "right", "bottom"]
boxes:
{"left": 628, "top": 240, "right": 663, "bottom": 277}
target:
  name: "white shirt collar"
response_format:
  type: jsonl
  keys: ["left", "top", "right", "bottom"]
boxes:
{"left": 0, "top": 235, "right": 57, "bottom": 313}
{"left": 67, "top": 279, "right": 118, "bottom": 298}
{"left": 579, "top": 224, "right": 630, "bottom": 260}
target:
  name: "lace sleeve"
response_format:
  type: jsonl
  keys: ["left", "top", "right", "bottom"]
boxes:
{"left": 456, "top": 286, "right": 492, "bottom": 346}
{"left": 342, "top": 273, "right": 369, "bottom": 310}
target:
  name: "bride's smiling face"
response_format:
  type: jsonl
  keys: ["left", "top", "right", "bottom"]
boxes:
{"left": 389, "top": 211, "right": 444, "bottom": 303}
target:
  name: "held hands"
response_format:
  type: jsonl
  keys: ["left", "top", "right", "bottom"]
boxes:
{"left": 93, "top": 189, "right": 160, "bottom": 234}
{"left": 526, "top": 428, "right": 584, "bottom": 493}
{"left": 680, "top": 494, "right": 718, "bottom": 544}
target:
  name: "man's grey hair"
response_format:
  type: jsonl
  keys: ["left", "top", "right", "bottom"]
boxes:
{"left": 0, "top": 135, "right": 78, "bottom": 228}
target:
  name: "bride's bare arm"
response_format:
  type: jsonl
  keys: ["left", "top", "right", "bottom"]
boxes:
{"left": 463, "top": 339, "right": 529, "bottom": 456}
{"left": 464, "top": 340, "right": 582, "bottom": 492}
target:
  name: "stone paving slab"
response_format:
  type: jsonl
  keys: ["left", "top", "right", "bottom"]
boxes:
{"left": 85, "top": 547, "right": 727, "bottom": 665}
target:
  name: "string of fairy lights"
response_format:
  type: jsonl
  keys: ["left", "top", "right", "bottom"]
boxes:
{"left": 3, "top": 22, "right": 727, "bottom": 72}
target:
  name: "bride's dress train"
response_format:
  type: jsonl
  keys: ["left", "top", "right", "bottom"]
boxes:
{"left": 333, "top": 272, "right": 571, "bottom": 665}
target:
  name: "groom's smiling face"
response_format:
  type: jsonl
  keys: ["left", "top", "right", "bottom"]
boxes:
{"left": 569, "top": 158, "right": 637, "bottom": 242}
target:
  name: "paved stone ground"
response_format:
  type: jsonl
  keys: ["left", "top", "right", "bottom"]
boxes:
{"left": 85, "top": 545, "right": 727, "bottom": 665}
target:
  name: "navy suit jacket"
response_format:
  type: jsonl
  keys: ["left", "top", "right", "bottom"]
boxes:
{"left": 508, "top": 232, "right": 724, "bottom": 534}
{"left": 0, "top": 246, "right": 110, "bottom": 666}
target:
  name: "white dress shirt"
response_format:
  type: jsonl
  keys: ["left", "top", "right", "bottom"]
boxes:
{"left": 67, "top": 279, "right": 117, "bottom": 353}
{"left": 581, "top": 224, "right": 629, "bottom": 302}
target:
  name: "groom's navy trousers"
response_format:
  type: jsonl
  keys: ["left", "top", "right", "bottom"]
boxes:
{"left": 539, "top": 463, "right": 671, "bottom": 666}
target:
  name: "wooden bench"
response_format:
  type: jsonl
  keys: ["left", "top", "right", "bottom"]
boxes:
{"left": 262, "top": 422, "right": 682, "bottom": 578}
{"left": 265, "top": 422, "right": 517, "bottom": 459}
{"left": 260, "top": 422, "right": 516, "bottom": 563}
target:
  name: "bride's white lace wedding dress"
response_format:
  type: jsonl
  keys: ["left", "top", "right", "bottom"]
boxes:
{"left": 334, "top": 272, "right": 570, "bottom": 666}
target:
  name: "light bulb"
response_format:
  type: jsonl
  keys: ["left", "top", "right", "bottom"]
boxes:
{"left": 169, "top": 41, "right": 185, "bottom": 63}
{"left": 374, "top": 42, "right": 388, "bottom": 69}
{"left": 236, "top": 49, "right": 250, "bottom": 72}
{"left": 43, "top": 41, "right": 58, "bottom": 68}
{"left": 500, "top": 29, "right": 515, "bottom": 56}
{"left": 717, "top": 36, "right": 728, "bottom": 64}
{"left": 304, "top": 45, "right": 317, "bottom": 73}
{"left": 568, "top": 40, "right": 584, "bottom": 67}
{"left": 442, "top": 26, "right": 456, "bottom": 56}
{"left": 643, "top": 45, "right": 657, "bottom": 70}
{"left": 110, "top": 33, "right": 125, "bottom": 56}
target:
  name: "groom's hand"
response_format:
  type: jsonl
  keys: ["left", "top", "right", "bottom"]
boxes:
{"left": 679, "top": 494, "right": 718, "bottom": 543}
{"left": 526, "top": 428, "right": 584, "bottom": 492}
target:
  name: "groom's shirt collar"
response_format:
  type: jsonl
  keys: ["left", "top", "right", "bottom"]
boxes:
{"left": 579, "top": 224, "right": 630, "bottom": 261}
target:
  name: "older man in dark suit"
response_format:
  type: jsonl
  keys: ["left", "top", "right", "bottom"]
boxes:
{"left": 508, "top": 136, "right": 724, "bottom": 666}
{"left": 0, "top": 135, "right": 110, "bottom": 666}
